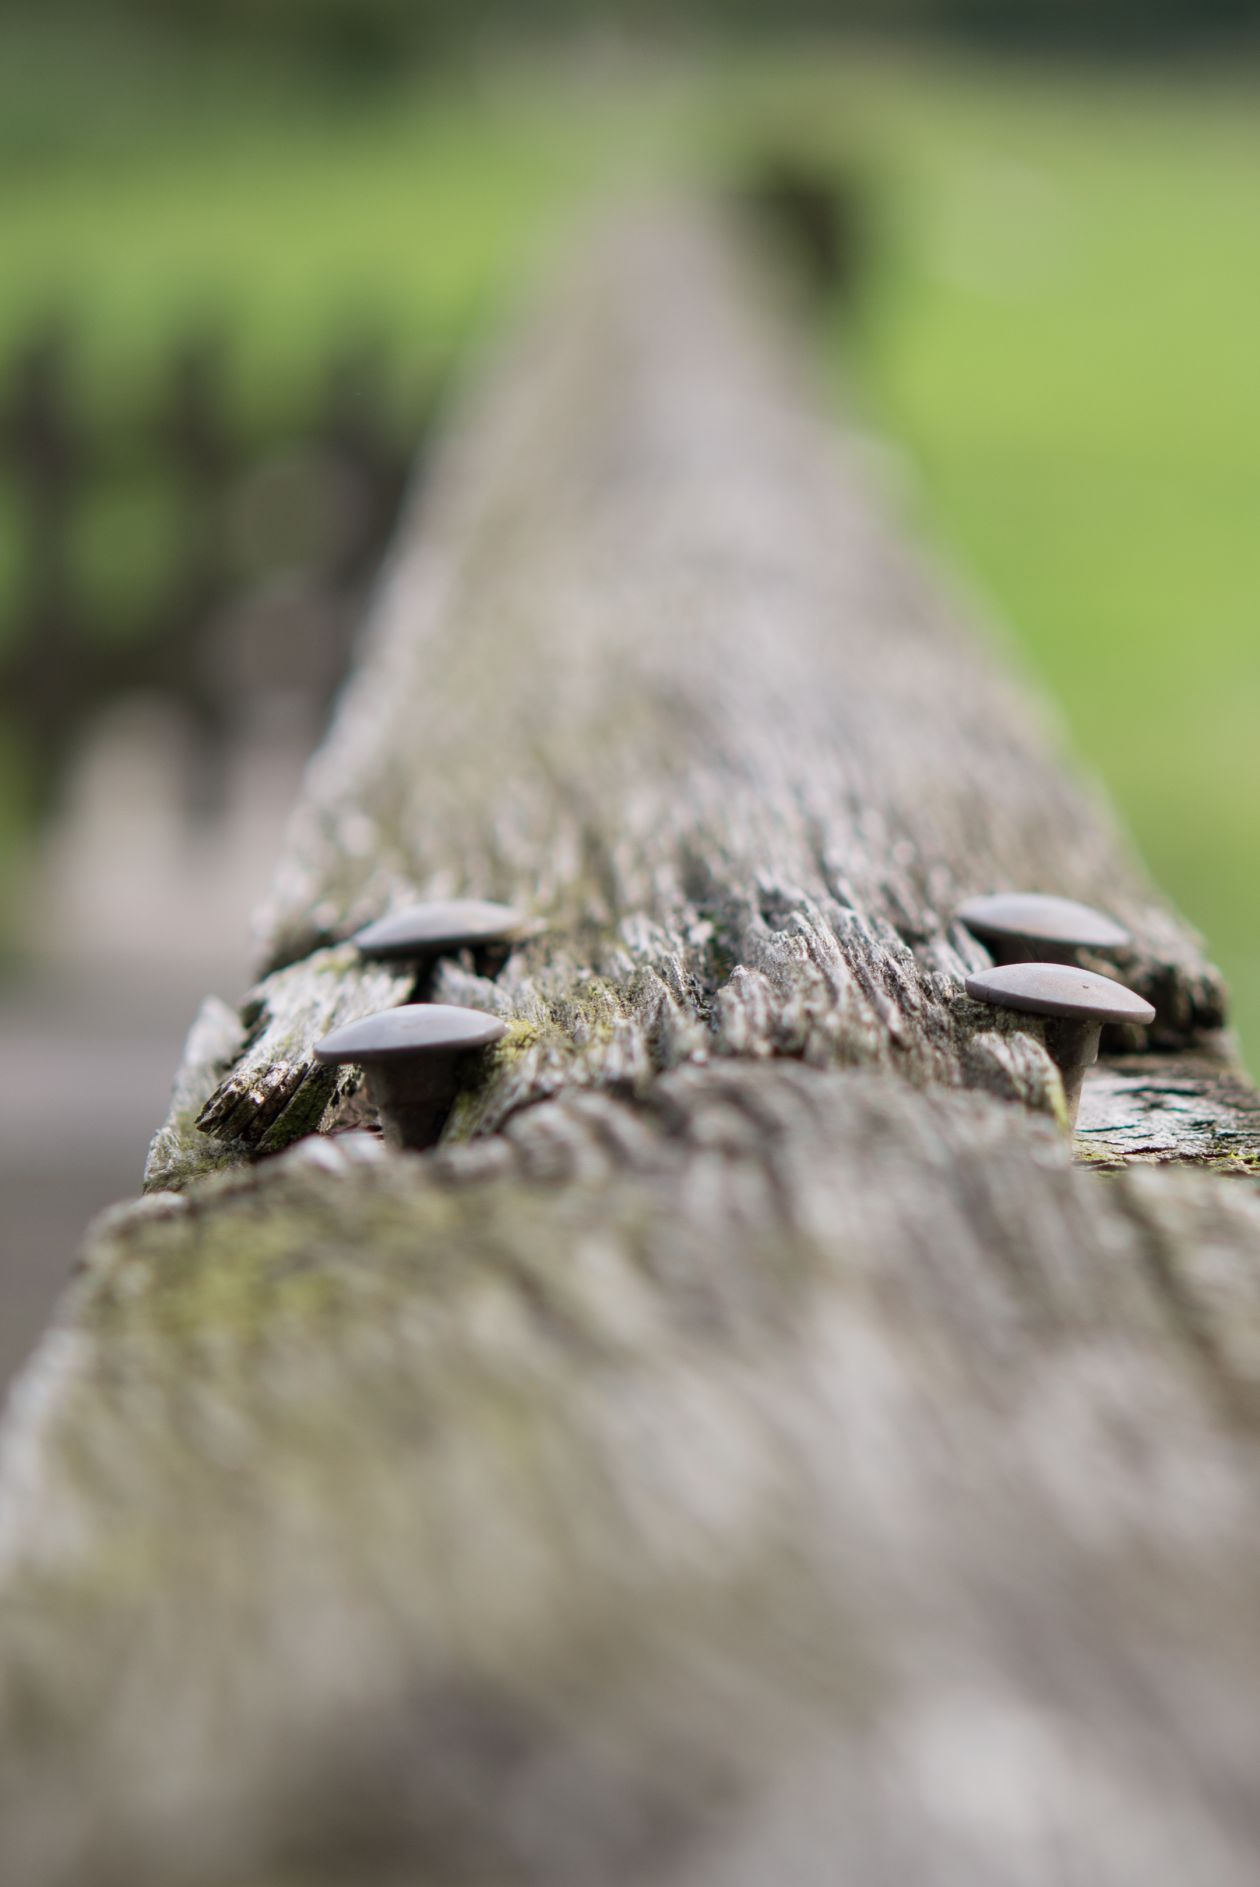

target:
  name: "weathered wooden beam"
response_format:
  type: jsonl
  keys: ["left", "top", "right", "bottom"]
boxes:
{"left": 3, "top": 204, "right": 1259, "bottom": 1887}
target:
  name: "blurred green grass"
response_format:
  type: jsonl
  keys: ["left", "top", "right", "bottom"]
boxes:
{"left": 1, "top": 27, "right": 1256, "bottom": 1062}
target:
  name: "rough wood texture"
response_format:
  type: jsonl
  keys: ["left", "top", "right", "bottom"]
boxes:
{"left": 3, "top": 205, "right": 1259, "bottom": 1887}
{"left": 1081, "top": 1052, "right": 1260, "bottom": 1174}
{"left": 147, "top": 951, "right": 413, "bottom": 1191}
{"left": 155, "top": 207, "right": 1227, "bottom": 1188}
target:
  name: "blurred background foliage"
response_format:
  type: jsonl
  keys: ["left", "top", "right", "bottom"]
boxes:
{"left": 12, "top": 0, "right": 1253, "bottom": 65}
{"left": 0, "top": 0, "right": 1257, "bottom": 1058}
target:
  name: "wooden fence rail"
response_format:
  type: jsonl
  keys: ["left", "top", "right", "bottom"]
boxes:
{"left": 1, "top": 203, "right": 1258, "bottom": 1887}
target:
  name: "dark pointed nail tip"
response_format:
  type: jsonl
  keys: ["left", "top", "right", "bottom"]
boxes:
{"left": 964, "top": 962, "right": 1155, "bottom": 1027}
{"left": 314, "top": 1004, "right": 508, "bottom": 1065}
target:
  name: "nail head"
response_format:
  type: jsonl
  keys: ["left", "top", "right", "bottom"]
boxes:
{"left": 964, "top": 962, "right": 1155, "bottom": 1027}
{"left": 314, "top": 1004, "right": 507, "bottom": 1066}
{"left": 354, "top": 900, "right": 525, "bottom": 963}
{"left": 957, "top": 893, "right": 1129, "bottom": 958}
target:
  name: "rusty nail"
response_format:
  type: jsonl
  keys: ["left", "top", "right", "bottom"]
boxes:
{"left": 964, "top": 961, "right": 1154, "bottom": 1130}
{"left": 314, "top": 1004, "right": 506, "bottom": 1151}
{"left": 957, "top": 892, "right": 1129, "bottom": 965}
{"left": 354, "top": 899, "right": 525, "bottom": 966}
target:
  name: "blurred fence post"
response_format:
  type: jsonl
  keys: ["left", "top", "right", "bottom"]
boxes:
{"left": 0, "top": 316, "right": 93, "bottom": 813}
{"left": 0, "top": 319, "right": 417, "bottom": 833}
{"left": 318, "top": 332, "right": 411, "bottom": 590}
{"left": 155, "top": 326, "right": 239, "bottom": 822}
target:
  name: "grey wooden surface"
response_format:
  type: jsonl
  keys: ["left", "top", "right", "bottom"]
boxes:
{"left": 2, "top": 205, "right": 1258, "bottom": 1887}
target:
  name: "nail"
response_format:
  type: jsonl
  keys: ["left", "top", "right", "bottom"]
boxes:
{"left": 964, "top": 961, "right": 1154, "bottom": 1129}
{"left": 957, "top": 892, "right": 1129, "bottom": 965}
{"left": 314, "top": 1004, "right": 506, "bottom": 1150}
{"left": 354, "top": 899, "right": 525, "bottom": 965}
